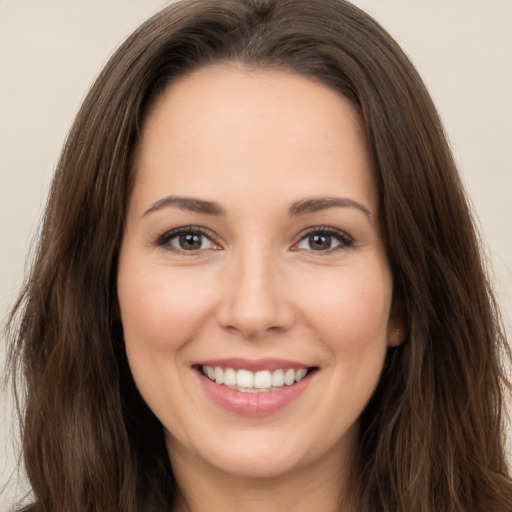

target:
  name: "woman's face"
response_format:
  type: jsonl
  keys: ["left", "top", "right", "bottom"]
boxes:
{"left": 118, "top": 65, "right": 402, "bottom": 479}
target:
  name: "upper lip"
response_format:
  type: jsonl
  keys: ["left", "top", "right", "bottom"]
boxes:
{"left": 192, "top": 357, "right": 312, "bottom": 372}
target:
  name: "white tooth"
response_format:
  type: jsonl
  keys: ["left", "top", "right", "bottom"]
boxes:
{"left": 254, "top": 370, "right": 272, "bottom": 388}
{"left": 214, "top": 367, "right": 224, "bottom": 385}
{"left": 237, "top": 369, "right": 254, "bottom": 388}
{"left": 295, "top": 368, "right": 308, "bottom": 382}
{"left": 205, "top": 366, "right": 215, "bottom": 380}
{"left": 224, "top": 367, "right": 237, "bottom": 386}
{"left": 271, "top": 369, "right": 285, "bottom": 387}
{"left": 284, "top": 369, "right": 295, "bottom": 385}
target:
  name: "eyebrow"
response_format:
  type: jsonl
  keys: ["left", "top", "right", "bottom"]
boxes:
{"left": 142, "top": 195, "right": 371, "bottom": 219}
{"left": 288, "top": 197, "right": 371, "bottom": 219}
{"left": 143, "top": 196, "right": 226, "bottom": 217}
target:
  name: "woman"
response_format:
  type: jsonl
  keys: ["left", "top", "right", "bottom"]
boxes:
{"left": 6, "top": 0, "right": 512, "bottom": 510}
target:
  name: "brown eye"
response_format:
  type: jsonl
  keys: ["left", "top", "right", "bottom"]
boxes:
{"left": 156, "top": 227, "right": 218, "bottom": 252}
{"left": 308, "top": 234, "right": 332, "bottom": 251}
{"left": 295, "top": 228, "right": 353, "bottom": 252}
{"left": 179, "top": 233, "right": 203, "bottom": 250}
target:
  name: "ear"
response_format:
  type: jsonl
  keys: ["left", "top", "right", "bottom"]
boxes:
{"left": 387, "top": 321, "right": 405, "bottom": 347}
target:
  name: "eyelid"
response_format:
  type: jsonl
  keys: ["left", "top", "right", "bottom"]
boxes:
{"left": 291, "top": 226, "right": 354, "bottom": 253}
{"left": 152, "top": 224, "right": 353, "bottom": 255}
{"left": 154, "top": 225, "right": 222, "bottom": 253}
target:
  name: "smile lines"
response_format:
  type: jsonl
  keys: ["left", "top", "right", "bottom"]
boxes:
{"left": 200, "top": 366, "right": 310, "bottom": 392}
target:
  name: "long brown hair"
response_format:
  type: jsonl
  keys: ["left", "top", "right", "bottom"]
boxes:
{"left": 6, "top": 0, "right": 511, "bottom": 510}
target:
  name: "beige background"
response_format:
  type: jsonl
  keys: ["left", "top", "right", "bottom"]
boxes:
{"left": 1, "top": 1, "right": 511, "bottom": 509}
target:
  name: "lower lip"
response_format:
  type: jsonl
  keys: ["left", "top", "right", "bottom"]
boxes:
{"left": 197, "top": 370, "right": 314, "bottom": 416}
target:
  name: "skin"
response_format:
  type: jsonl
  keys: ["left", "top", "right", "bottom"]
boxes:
{"left": 117, "top": 64, "right": 403, "bottom": 512}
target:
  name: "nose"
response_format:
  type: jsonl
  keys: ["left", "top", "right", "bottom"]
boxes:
{"left": 216, "top": 248, "right": 295, "bottom": 339}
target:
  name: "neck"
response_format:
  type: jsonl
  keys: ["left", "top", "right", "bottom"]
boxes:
{"left": 167, "top": 435, "right": 358, "bottom": 512}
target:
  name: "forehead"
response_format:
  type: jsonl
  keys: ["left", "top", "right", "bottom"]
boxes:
{"left": 132, "top": 64, "right": 377, "bottom": 216}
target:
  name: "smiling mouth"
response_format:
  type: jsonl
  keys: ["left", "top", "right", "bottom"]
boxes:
{"left": 196, "top": 365, "right": 317, "bottom": 393}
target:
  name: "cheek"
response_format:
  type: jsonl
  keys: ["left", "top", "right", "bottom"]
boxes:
{"left": 296, "top": 264, "right": 393, "bottom": 351}
{"left": 118, "top": 263, "right": 216, "bottom": 352}
{"left": 117, "top": 260, "right": 218, "bottom": 425}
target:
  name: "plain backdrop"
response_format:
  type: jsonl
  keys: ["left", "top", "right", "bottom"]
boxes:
{"left": 1, "top": 1, "right": 511, "bottom": 509}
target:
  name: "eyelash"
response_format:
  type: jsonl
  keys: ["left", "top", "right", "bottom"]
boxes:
{"left": 154, "top": 226, "right": 218, "bottom": 254}
{"left": 294, "top": 226, "right": 354, "bottom": 254}
{"left": 153, "top": 225, "right": 354, "bottom": 255}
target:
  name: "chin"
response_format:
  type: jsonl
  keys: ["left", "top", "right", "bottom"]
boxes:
{"left": 200, "top": 446, "right": 310, "bottom": 480}
{"left": 166, "top": 421, "right": 355, "bottom": 481}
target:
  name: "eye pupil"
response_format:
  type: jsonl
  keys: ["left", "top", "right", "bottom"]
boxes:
{"left": 179, "top": 233, "right": 202, "bottom": 250}
{"left": 309, "top": 234, "right": 331, "bottom": 250}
